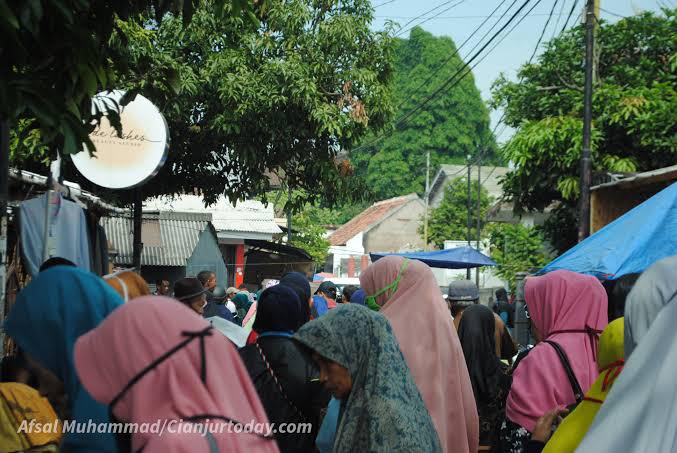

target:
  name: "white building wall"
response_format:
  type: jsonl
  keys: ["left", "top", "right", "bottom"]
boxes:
{"left": 329, "top": 232, "right": 365, "bottom": 277}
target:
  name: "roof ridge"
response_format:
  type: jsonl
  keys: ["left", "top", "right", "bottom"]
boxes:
{"left": 372, "top": 193, "right": 418, "bottom": 207}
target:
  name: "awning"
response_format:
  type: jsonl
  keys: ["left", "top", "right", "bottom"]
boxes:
{"left": 370, "top": 246, "right": 497, "bottom": 269}
{"left": 539, "top": 182, "right": 677, "bottom": 279}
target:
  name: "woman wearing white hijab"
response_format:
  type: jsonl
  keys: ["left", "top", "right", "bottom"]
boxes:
{"left": 577, "top": 255, "right": 677, "bottom": 452}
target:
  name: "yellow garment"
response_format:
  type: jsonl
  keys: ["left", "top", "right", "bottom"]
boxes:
{"left": 0, "top": 382, "right": 61, "bottom": 452}
{"left": 544, "top": 318, "right": 624, "bottom": 453}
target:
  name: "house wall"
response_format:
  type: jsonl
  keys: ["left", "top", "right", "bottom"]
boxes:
{"left": 330, "top": 233, "right": 365, "bottom": 276}
{"left": 186, "top": 228, "right": 228, "bottom": 286}
{"left": 590, "top": 182, "right": 670, "bottom": 233}
{"left": 364, "top": 200, "right": 425, "bottom": 253}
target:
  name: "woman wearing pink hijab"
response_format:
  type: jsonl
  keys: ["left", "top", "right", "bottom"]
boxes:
{"left": 360, "top": 256, "right": 479, "bottom": 453}
{"left": 73, "top": 296, "right": 280, "bottom": 453}
{"left": 500, "top": 270, "right": 608, "bottom": 452}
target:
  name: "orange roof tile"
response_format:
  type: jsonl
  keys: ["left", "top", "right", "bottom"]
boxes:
{"left": 329, "top": 194, "right": 419, "bottom": 246}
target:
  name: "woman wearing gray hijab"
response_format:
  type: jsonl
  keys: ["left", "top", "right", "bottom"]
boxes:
{"left": 577, "top": 255, "right": 677, "bottom": 452}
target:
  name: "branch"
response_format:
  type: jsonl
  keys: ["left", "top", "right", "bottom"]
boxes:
{"left": 555, "top": 68, "right": 583, "bottom": 92}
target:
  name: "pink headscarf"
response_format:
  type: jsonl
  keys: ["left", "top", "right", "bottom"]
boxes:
{"left": 360, "top": 257, "right": 479, "bottom": 453}
{"left": 506, "top": 270, "right": 608, "bottom": 432}
{"left": 74, "top": 296, "right": 279, "bottom": 453}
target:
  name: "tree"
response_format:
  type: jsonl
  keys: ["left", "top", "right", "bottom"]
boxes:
{"left": 487, "top": 223, "right": 551, "bottom": 291}
{"left": 45, "top": 0, "right": 394, "bottom": 209}
{"left": 351, "top": 26, "right": 497, "bottom": 200}
{"left": 424, "top": 177, "right": 491, "bottom": 249}
{"left": 1, "top": 1, "right": 255, "bottom": 159}
{"left": 492, "top": 9, "right": 677, "bottom": 253}
{"left": 289, "top": 211, "right": 331, "bottom": 265}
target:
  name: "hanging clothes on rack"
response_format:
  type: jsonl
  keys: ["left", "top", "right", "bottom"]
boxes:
{"left": 86, "top": 211, "right": 109, "bottom": 276}
{"left": 20, "top": 192, "right": 92, "bottom": 276}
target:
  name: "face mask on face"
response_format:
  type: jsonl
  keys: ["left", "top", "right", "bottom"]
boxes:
{"left": 107, "top": 326, "right": 214, "bottom": 452}
{"left": 365, "top": 259, "right": 409, "bottom": 311}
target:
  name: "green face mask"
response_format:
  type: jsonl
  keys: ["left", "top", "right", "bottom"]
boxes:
{"left": 365, "top": 259, "right": 409, "bottom": 311}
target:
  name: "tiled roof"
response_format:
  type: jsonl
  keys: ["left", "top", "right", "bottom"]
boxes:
{"left": 144, "top": 195, "right": 282, "bottom": 235}
{"left": 329, "top": 194, "right": 419, "bottom": 246}
{"left": 102, "top": 212, "right": 212, "bottom": 266}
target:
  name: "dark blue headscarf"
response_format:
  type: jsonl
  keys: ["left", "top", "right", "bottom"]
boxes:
{"left": 279, "top": 272, "right": 311, "bottom": 323}
{"left": 253, "top": 285, "right": 305, "bottom": 333}
{"left": 4, "top": 266, "right": 123, "bottom": 452}
{"left": 351, "top": 289, "right": 366, "bottom": 306}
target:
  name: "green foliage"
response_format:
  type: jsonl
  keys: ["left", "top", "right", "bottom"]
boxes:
{"left": 487, "top": 223, "right": 551, "bottom": 291}
{"left": 424, "top": 177, "right": 492, "bottom": 249}
{"left": 1, "top": 0, "right": 257, "bottom": 160}
{"left": 57, "top": 0, "right": 394, "bottom": 207}
{"left": 492, "top": 9, "right": 677, "bottom": 253}
{"left": 351, "top": 27, "right": 497, "bottom": 200}
{"left": 303, "top": 202, "right": 370, "bottom": 226}
{"left": 289, "top": 211, "right": 331, "bottom": 264}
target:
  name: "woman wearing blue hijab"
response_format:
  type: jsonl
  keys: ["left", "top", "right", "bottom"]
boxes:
{"left": 4, "top": 266, "right": 123, "bottom": 452}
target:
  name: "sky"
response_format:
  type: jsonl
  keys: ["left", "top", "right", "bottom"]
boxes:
{"left": 370, "top": 0, "right": 671, "bottom": 142}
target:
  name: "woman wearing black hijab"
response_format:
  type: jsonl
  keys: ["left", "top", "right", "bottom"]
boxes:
{"left": 279, "top": 271, "right": 312, "bottom": 324}
{"left": 239, "top": 284, "right": 330, "bottom": 452}
{"left": 458, "top": 304, "right": 512, "bottom": 450}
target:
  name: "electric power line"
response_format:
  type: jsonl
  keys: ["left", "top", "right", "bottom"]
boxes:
{"left": 393, "top": 0, "right": 463, "bottom": 37}
{"left": 560, "top": 0, "right": 581, "bottom": 34}
{"left": 550, "top": 0, "right": 569, "bottom": 39}
{"left": 599, "top": 7, "right": 625, "bottom": 18}
{"left": 373, "top": 0, "right": 397, "bottom": 7}
{"left": 354, "top": 0, "right": 540, "bottom": 157}
{"left": 376, "top": 12, "right": 569, "bottom": 19}
{"left": 527, "top": 0, "right": 560, "bottom": 63}
{"left": 395, "top": 0, "right": 469, "bottom": 38}
{"left": 393, "top": 0, "right": 513, "bottom": 113}
{"left": 395, "top": 0, "right": 542, "bottom": 131}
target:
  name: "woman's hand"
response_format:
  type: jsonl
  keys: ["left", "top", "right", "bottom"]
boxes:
{"left": 531, "top": 406, "right": 568, "bottom": 443}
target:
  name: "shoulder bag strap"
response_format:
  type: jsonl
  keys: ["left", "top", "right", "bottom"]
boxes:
{"left": 255, "top": 342, "right": 309, "bottom": 421}
{"left": 543, "top": 340, "right": 584, "bottom": 402}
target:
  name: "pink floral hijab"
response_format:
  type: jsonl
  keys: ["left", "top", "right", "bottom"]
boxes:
{"left": 506, "top": 270, "right": 608, "bottom": 431}
{"left": 74, "top": 296, "right": 279, "bottom": 453}
{"left": 360, "top": 256, "right": 479, "bottom": 453}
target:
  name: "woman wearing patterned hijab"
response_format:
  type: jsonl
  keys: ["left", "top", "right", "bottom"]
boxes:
{"left": 359, "top": 256, "right": 478, "bottom": 453}
{"left": 294, "top": 304, "right": 441, "bottom": 452}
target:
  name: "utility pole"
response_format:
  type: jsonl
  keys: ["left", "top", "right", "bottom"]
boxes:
{"left": 423, "top": 150, "right": 430, "bottom": 251}
{"left": 0, "top": 119, "right": 8, "bottom": 358}
{"left": 578, "top": 0, "right": 599, "bottom": 241}
{"left": 132, "top": 188, "right": 143, "bottom": 271}
{"left": 476, "top": 160, "right": 481, "bottom": 287}
{"left": 466, "top": 155, "right": 471, "bottom": 280}
{"left": 287, "top": 185, "right": 292, "bottom": 243}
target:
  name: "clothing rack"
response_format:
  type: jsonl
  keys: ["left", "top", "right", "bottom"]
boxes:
{"left": 9, "top": 168, "right": 124, "bottom": 213}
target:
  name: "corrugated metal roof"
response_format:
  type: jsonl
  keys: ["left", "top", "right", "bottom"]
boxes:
{"left": 144, "top": 195, "right": 282, "bottom": 235}
{"left": 591, "top": 165, "right": 677, "bottom": 191}
{"left": 101, "top": 212, "right": 212, "bottom": 266}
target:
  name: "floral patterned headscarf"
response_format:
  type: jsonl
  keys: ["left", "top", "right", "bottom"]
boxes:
{"left": 294, "top": 304, "right": 441, "bottom": 453}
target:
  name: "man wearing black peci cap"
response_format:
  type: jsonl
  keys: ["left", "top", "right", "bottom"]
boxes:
{"left": 173, "top": 277, "right": 209, "bottom": 316}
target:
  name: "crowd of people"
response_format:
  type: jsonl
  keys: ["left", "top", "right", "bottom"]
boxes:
{"left": 0, "top": 253, "right": 675, "bottom": 452}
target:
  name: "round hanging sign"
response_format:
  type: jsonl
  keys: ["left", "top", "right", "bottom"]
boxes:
{"left": 71, "top": 90, "right": 169, "bottom": 189}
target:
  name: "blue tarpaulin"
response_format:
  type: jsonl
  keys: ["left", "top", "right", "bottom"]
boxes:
{"left": 370, "top": 246, "right": 497, "bottom": 269}
{"left": 539, "top": 182, "right": 677, "bottom": 279}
